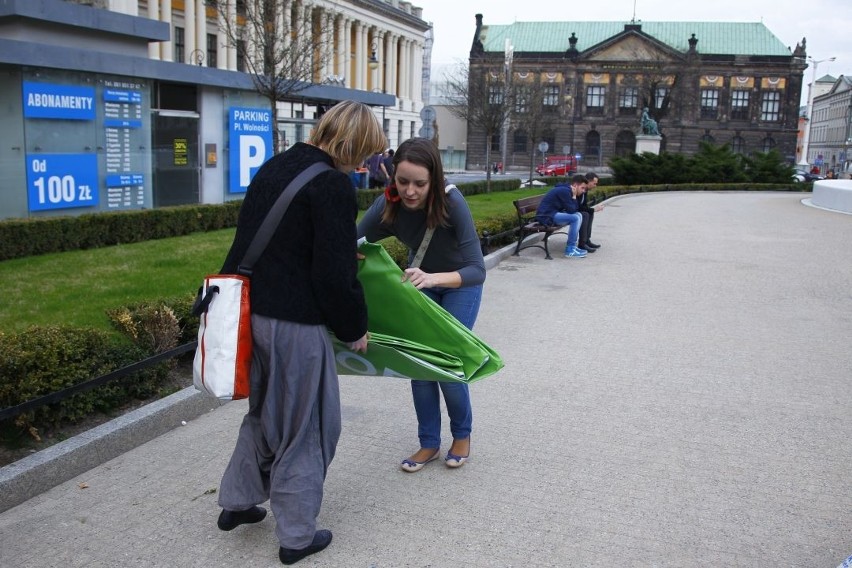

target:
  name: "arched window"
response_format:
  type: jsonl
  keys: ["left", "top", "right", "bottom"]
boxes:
{"left": 731, "top": 136, "right": 746, "bottom": 155}
{"left": 762, "top": 137, "right": 776, "bottom": 153}
{"left": 585, "top": 130, "right": 602, "bottom": 164}
{"left": 615, "top": 130, "right": 635, "bottom": 157}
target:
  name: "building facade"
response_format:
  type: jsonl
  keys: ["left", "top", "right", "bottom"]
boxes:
{"left": 0, "top": 0, "right": 428, "bottom": 220}
{"left": 465, "top": 15, "right": 806, "bottom": 172}
{"left": 807, "top": 75, "right": 852, "bottom": 176}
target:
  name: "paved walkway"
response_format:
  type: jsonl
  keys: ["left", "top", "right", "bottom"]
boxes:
{"left": 1, "top": 192, "right": 851, "bottom": 567}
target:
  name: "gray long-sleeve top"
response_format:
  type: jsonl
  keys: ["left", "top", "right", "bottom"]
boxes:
{"left": 357, "top": 187, "right": 486, "bottom": 287}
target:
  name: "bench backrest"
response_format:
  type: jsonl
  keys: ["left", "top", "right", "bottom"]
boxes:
{"left": 513, "top": 194, "right": 545, "bottom": 217}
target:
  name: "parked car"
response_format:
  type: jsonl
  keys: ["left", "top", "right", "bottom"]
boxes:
{"left": 536, "top": 155, "right": 578, "bottom": 176}
{"left": 792, "top": 169, "right": 824, "bottom": 182}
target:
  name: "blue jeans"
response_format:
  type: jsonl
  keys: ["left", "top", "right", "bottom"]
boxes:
{"left": 412, "top": 284, "right": 483, "bottom": 448}
{"left": 552, "top": 212, "right": 583, "bottom": 248}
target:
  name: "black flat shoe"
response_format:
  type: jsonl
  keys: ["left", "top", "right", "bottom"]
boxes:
{"left": 578, "top": 244, "right": 596, "bottom": 253}
{"left": 217, "top": 506, "right": 267, "bottom": 531}
{"left": 279, "top": 530, "right": 333, "bottom": 565}
{"left": 586, "top": 241, "right": 601, "bottom": 248}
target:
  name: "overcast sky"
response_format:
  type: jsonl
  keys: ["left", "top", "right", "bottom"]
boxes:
{"left": 419, "top": 0, "right": 852, "bottom": 104}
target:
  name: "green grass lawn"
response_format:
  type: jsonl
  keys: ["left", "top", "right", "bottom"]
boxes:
{"left": 0, "top": 186, "right": 549, "bottom": 333}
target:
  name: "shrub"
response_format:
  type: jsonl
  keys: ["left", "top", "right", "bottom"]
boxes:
{"left": 609, "top": 142, "right": 795, "bottom": 185}
{"left": 0, "top": 326, "right": 170, "bottom": 444}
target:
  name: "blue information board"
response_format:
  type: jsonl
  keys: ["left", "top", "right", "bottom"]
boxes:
{"left": 26, "top": 153, "right": 100, "bottom": 211}
{"left": 228, "top": 107, "right": 273, "bottom": 193}
{"left": 22, "top": 82, "right": 96, "bottom": 121}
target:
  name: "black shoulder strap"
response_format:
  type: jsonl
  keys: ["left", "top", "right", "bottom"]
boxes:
{"left": 237, "top": 162, "right": 333, "bottom": 276}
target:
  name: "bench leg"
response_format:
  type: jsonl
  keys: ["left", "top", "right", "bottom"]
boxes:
{"left": 543, "top": 233, "right": 553, "bottom": 260}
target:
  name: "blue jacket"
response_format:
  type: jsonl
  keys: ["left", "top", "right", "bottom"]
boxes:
{"left": 534, "top": 184, "right": 580, "bottom": 225}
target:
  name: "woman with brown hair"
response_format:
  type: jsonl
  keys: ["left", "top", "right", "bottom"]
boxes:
{"left": 215, "top": 100, "right": 386, "bottom": 565}
{"left": 357, "top": 138, "right": 486, "bottom": 473}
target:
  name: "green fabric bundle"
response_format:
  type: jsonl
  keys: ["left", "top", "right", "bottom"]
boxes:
{"left": 332, "top": 242, "right": 503, "bottom": 383}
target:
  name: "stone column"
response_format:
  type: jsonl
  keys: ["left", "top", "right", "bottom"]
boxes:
{"left": 161, "top": 0, "right": 173, "bottom": 61}
{"left": 184, "top": 0, "right": 195, "bottom": 63}
{"left": 226, "top": 0, "right": 237, "bottom": 70}
{"left": 353, "top": 22, "right": 364, "bottom": 90}
{"left": 148, "top": 0, "right": 160, "bottom": 59}
{"left": 343, "top": 19, "right": 352, "bottom": 87}
{"left": 335, "top": 15, "right": 345, "bottom": 79}
{"left": 195, "top": 0, "right": 206, "bottom": 66}
{"left": 373, "top": 30, "right": 385, "bottom": 92}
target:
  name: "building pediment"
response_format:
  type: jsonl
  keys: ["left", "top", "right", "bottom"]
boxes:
{"left": 580, "top": 31, "right": 683, "bottom": 64}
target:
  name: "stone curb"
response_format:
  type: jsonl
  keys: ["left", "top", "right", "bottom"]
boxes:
{"left": 0, "top": 385, "right": 221, "bottom": 513}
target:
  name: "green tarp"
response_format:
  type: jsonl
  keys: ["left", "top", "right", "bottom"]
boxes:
{"left": 332, "top": 242, "right": 504, "bottom": 383}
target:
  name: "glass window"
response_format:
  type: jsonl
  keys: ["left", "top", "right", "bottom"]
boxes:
{"left": 542, "top": 85, "right": 560, "bottom": 107}
{"left": 236, "top": 39, "right": 246, "bottom": 72}
{"left": 762, "top": 137, "right": 776, "bottom": 153}
{"left": 731, "top": 135, "right": 746, "bottom": 155}
{"left": 513, "top": 130, "right": 527, "bottom": 153}
{"left": 207, "top": 34, "right": 218, "bottom": 68}
{"left": 760, "top": 91, "right": 781, "bottom": 122}
{"left": 655, "top": 87, "right": 669, "bottom": 109}
{"left": 700, "top": 89, "right": 718, "bottom": 120}
{"left": 174, "top": 26, "right": 185, "bottom": 64}
{"left": 619, "top": 87, "right": 638, "bottom": 116}
{"left": 514, "top": 87, "right": 529, "bottom": 114}
{"left": 488, "top": 85, "right": 504, "bottom": 106}
{"left": 490, "top": 132, "right": 500, "bottom": 152}
{"left": 731, "top": 90, "right": 749, "bottom": 120}
{"left": 586, "top": 86, "right": 605, "bottom": 116}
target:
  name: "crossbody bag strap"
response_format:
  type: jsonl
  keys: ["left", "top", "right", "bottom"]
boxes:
{"left": 237, "top": 162, "right": 333, "bottom": 276}
{"left": 409, "top": 184, "right": 456, "bottom": 269}
{"left": 409, "top": 227, "right": 435, "bottom": 269}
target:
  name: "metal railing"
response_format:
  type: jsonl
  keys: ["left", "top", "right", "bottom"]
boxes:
{"left": 0, "top": 342, "right": 197, "bottom": 422}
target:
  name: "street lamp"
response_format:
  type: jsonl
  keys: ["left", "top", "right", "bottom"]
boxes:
{"left": 800, "top": 55, "right": 836, "bottom": 169}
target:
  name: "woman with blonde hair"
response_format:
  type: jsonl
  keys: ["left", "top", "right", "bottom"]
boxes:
{"left": 358, "top": 137, "right": 485, "bottom": 473}
{"left": 216, "top": 100, "right": 385, "bottom": 565}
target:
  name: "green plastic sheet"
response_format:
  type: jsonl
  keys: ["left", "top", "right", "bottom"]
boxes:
{"left": 331, "top": 242, "right": 504, "bottom": 383}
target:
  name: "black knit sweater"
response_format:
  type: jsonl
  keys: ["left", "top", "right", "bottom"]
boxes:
{"left": 220, "top": 143, "right": 368, "bottom": 343}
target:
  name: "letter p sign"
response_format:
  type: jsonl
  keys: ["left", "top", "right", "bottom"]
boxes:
{"left": 239, "top": 135, "right": 265, "bottom": 187}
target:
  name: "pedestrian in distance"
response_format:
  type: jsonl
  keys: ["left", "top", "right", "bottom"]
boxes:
{"left": 534, "top": 174, "right": 589, "bottom": 258}
{"left": 358, "top": 137, "right": 486, "bottom": 473}
{"left": 215, "top": 100, "right": 386, "bottom": 565}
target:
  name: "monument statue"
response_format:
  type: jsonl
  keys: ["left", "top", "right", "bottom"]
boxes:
{"left": 640, "top": 107, "right": 660, "bottom": 136}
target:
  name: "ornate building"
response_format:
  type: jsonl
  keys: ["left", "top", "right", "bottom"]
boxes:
{"left": 807, "top": 75, "right": 852, "bottom": 176}
{"left": 465, "top": 15, "right": 807, "bottom": 171}
{"left": 88, "top": 0, "right": 430, "bottom": 149}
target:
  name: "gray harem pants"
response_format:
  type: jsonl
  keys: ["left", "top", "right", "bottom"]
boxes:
{"left": 218, "top": 315, "right": 341, "bottom": 549}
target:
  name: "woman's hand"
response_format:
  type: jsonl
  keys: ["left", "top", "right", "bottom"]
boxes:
{"left": 402, "top": 267, "right": 436, "bottom": 289}
{"left": 402, "top": 268, "right": 462, "bottom": 289}
{"left": 346, "top": 332, "right": 369, "bottom": 353}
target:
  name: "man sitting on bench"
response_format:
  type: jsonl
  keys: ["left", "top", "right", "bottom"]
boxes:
{"left": 534, "top": 174, "right": 588, "bottom": 259}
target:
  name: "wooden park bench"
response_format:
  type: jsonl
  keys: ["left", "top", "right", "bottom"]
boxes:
{"left": 511, "top": 194, "right": 568, "bottom": 260}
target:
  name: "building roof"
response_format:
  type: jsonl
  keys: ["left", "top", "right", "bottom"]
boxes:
{"left": 480, "top": 21, "right": 792, "bottom": 57}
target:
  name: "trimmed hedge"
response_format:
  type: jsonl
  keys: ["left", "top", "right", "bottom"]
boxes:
{"left": 0, "top": 326, "right": 171, "bottom": 444}
{"left": 0, "top": 179, "right": 526, "bottom": 262}
{"left": 0, "top": 202, "right": 242, "bottom": 261}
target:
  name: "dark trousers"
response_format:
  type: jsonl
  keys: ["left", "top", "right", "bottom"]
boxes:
{"left": 578, "top": 210, "right": 595, "bottom": 246}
